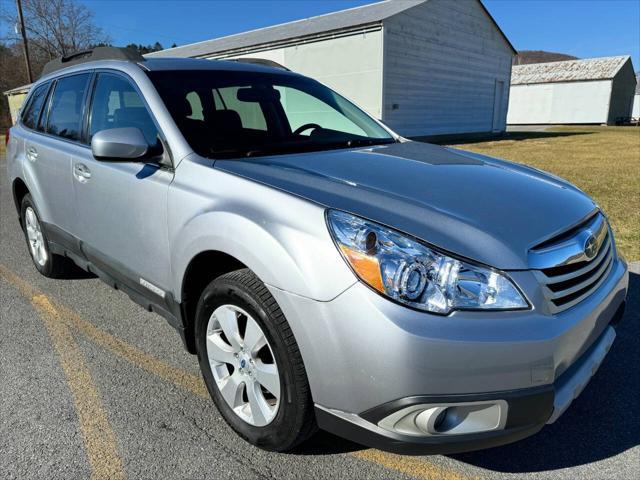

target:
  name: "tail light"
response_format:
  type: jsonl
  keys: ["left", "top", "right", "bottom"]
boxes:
{"left": 4, "top": 129, "right": 9, "bottom": 147}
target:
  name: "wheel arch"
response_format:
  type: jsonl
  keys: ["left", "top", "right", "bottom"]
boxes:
{"left": 179, "top": 249, "right": 247, "bottom": 353}
{"left": 170, "top": 206, "right": 356, "bottom": 353}
{"left": 12, "top": 177, "right": 29, "bottom": 220}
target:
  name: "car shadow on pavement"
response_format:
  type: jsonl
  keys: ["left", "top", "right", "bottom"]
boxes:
{"left": 291, "top": 430, "right": 365, "bottom": 455}
{"left": 58, "top": 258, "right": 98, "bottom": 280}
{"left": 451, "top": 271, "right": 639, "bottom": 473}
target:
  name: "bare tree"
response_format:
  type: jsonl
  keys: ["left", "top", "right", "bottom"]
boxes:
{"left": 0, "top": 42, "right": 29, "bottom": 127}
{"left": 3, "top": 0, "right": 111, "bottom": 60}
{"left": 1, "top": 0, "right": 110, "bottom": 126}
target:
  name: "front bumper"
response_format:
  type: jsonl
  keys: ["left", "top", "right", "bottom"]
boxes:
{"left": 315, "top": 316, "right": 620, "bottom": 454}
{"left": 267, "top": 257, "right": 628, "bottom": 454}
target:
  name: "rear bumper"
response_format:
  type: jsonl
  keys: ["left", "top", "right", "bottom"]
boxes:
{"left": 315, "top": 311, "right": 623, "bottom": 455}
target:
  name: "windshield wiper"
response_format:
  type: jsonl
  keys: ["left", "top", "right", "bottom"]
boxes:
{"left": 209, "top": 144, "right": 298, "bottom": 158}
{"left": 207, "top": 147, "right": 251, "bottom": 159}
{"left": 341, "top": 138, "right": 396, "bottom": 147}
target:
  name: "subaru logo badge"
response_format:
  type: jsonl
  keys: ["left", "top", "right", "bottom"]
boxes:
{"left": 584, "top": 234, "right": 598, "bottom": 259}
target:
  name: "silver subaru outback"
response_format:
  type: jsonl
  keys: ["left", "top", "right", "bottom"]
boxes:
{"left": 6, "top": 47, "right": 628, "bottom": 454}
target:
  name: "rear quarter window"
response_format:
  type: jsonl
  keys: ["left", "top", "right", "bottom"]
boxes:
{"left": 21, "top": 83, "right": 50, "bottom": 130}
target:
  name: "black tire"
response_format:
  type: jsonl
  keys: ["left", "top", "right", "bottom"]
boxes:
{"left": 194, "top": 268, "right": 317, "bottom": 451}
{"left": 20, "top": 194, "right": 71, "bottom": 278}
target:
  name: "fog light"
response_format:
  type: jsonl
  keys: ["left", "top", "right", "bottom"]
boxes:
{"left": 378, "top": 400, "right": 508, "bottom": 437}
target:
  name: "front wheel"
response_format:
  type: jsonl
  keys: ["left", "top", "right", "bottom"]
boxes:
{"left": 194, "top": 268, "right": 317, "bottom": 451}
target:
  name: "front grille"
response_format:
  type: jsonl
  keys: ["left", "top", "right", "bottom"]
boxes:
{"left": 531, "top": 213, "right": 615, "bottom": 314}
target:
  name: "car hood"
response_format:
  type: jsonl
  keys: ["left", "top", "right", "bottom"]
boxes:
{"left": 214, "top": 141, "right": 597, "bottom": 269}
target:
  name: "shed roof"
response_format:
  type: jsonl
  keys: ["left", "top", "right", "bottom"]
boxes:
{"left": 511, "top": 56, "right": 631, "bottom": 85}
{"left": 3, "top": 83, "right": 31, "bottom": 96}
{"left": 149, "top": 0, "right": 515, "bottom": 59}
{"left": 148, "top": 0, "right": 423, "bottom": 58}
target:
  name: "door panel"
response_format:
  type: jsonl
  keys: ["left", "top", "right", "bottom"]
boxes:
{"left": 73, "top": 71, "right": 173, "bottom": 294}
{"left": 25, "top": 72, "right": 93, "bottom": 237}
{"left": 23, "top": 132, "right": 82, "bottom": 236}
{"left": 19, "top": 80, "right": 75, "bottom": 234}
{"left": 73, "top": 159, "right": 173, "bottom": 291}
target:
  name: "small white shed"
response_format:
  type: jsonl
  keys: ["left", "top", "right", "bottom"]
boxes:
{"left": 150, "top": 0, "right": 516, "bottom": 138}
{"left": 3, "top": 84, "right": 32, "bottom": 125}
{"left": 507, "top": 56, "right": 637, "bottom": 125}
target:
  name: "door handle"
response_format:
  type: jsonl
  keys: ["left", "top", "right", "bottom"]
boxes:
{"left": 26, "top": 146, "right": 38, "bottom": 162}
{"left": 73, "top": 163, "right": 92, "bottom": 182}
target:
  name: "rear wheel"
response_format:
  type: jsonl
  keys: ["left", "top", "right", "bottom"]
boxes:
{"left": 195, "top": 268, "right": 316, "bottom": 451}
{"left": 20, "top": 194, "right": 70, "bottom": 278}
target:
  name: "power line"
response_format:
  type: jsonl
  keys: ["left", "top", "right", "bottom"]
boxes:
{"left": 15, "top": 0, "right": 33, "bottom": 82}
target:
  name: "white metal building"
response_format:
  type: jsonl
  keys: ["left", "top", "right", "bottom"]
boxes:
{"left": 507, "top": 56, "right": 637, "bottom": 125}
{"left": 150, "top": 0, "right": 516, "bottom": 137}
{"left": 632, "top": 74, "right": 640, "bottom": 120}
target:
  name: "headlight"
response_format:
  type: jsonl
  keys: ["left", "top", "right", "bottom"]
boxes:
{"left": 327, "top": 210, "right": 529, "bottom": 314}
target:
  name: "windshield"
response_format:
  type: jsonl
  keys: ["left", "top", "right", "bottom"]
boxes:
{"left": 146, "top": 69, "right": 396, "bottom": 159}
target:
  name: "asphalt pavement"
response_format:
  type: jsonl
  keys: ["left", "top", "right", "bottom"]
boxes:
{"left": 1, "top": 155, "right": 638, "bottom": 480}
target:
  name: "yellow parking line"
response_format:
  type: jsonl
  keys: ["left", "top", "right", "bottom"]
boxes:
{"left": 0, "top": 264, "right": 207, "bottom": 399}
{"left": 354, "top": 450, "right": 475, "bottom": 480}
{"left": 48, "top": 296, "right": 208, "bottom": 398}
{"left": 0, "top": 264, "right": 474, "bottom": 480}
{"left": 31, "top": 295, "right": 125, "bottom": 480}
{"left": 0, "top": 264, "right": 126, "bottom": 480}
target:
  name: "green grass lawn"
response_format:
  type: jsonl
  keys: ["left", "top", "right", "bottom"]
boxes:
{"left": 449, "top": 126, "right": 640, "bottom": 261}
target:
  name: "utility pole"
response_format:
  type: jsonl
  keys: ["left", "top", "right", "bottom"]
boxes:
{"left": 15, "top": 0, "right": 33, "bottom": 83}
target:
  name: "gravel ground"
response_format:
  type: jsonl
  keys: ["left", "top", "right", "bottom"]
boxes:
{"left": 1, "top": 155, "right": 638, "bottom": 480}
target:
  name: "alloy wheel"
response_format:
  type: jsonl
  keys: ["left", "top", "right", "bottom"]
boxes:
{"left": 205, "top": 304, "right": 281, "bottom": 427}
{"left": 25, "top": 207, "right": 48, "bottom": 267}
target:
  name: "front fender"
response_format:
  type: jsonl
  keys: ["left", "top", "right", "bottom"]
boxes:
{"left": 168, "top": 157, "right": 356, "bottom": 302}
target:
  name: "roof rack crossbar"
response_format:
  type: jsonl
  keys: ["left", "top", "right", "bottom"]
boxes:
{"left": 40, "top": 46, "right": 145, "bottom": 79}
{"left": 226, "top": 58, "right": 290, "bottom": 71}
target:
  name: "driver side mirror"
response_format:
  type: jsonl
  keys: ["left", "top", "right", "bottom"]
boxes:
{"left": 91, "top": 127, "right": 149, "bottom": 161}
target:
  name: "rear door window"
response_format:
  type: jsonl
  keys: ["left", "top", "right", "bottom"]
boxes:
{"left": 21, "top": 83, "right": 50, "bottom": 130}
{"left": 46, "top": 73, "right": 91, "bottom": 142}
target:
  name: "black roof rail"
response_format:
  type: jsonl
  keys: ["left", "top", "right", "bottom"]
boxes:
{"left": 40, "top": 46, "right": 145, "bottom": 78}
{"left": 226, "top": 58, "right": 290, "bottom": 71}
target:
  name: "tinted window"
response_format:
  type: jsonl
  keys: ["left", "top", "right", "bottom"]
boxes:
{"left": 147, "top": 70, "right": 393, "bottom": 159}
{"left": 186, "top": 91, "right": 204, "bottom": 120}
{"left": 217, "top": 86, "right": 267, "bottom": 130}
{"left": 275, "top": 86, "right": 366, "bottom": 136}
{"left": 46, "top": 74, "right": 91, "bottom": 141}
{"left": 21, "top": 83, "right": 49, "bottom": 130}
{"left": 89, "top": 73, "right": 158, "bottom": 145}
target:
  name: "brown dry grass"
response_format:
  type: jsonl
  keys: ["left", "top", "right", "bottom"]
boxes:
{"left": 449, "top": 126, "right": 640, "bottom": 261}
